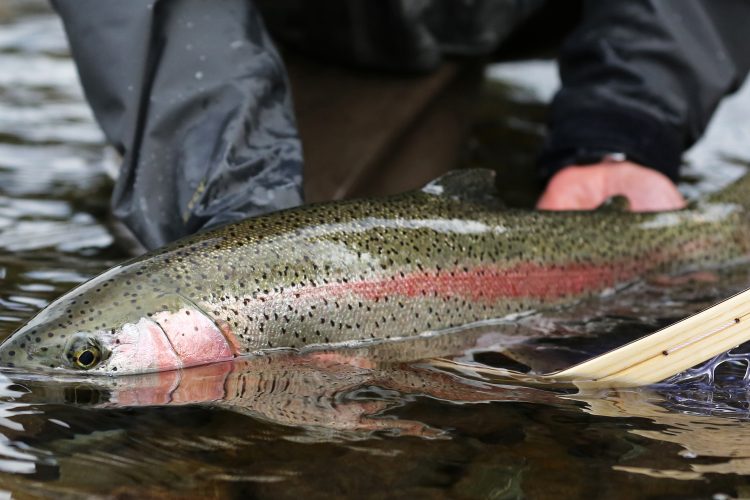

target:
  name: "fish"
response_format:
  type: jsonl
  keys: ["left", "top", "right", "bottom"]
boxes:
{"left": 1, "top": 168, "right": 749, "bottom": 375}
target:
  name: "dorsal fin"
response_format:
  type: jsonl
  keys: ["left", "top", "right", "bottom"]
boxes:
{"left": 421, "top": 169, "right": 504, "bottom": 208}
{"left": 596, "top": 195, "right": 631, "bottom": 213}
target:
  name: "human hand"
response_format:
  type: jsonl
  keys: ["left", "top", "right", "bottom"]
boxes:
{"left": 536, "top": 161, "right": 686, "bottom": 212}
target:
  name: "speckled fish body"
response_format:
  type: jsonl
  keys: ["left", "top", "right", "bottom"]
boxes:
{"left": 2, "top": 169, "right": 750, "bottom": 375}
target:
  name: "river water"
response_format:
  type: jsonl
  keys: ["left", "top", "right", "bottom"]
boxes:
{"left": 4, "top": 2, "right": 750, "bottom": 498}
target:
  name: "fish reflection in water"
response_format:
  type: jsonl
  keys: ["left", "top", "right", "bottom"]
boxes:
{"left": 0, "top": 327, "right": 567, "bottom": 496}
{"left": 10, "top": 325, "right": 563, "bottom": 439}
{"left": 3, "top": 346, "right": 750, "bottom": 493}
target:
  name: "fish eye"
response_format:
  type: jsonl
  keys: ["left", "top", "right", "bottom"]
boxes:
{"left": 74, "top": 347, "right": 101, "bottom": 369}
{"left": 65, "top": 335, "right": 105, "bottom": 370}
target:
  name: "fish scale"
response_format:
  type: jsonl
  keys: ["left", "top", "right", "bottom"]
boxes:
{"left": 1, "top": 169, "right": 749, "bottom": 374}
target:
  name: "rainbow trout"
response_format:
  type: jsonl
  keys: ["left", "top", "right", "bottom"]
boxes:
{"left": 1, "top": 169, "right": 749, "bottom": 375}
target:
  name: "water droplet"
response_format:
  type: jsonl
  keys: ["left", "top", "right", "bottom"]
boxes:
{"left": 195, "top": 71, "right": 204, "bottom": 80}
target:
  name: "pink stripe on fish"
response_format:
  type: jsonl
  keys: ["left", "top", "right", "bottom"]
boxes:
{"left": 153, "top": 308, "right": 235, "bottom": 367}
{"left": 348, "top": 261, "right": 629, "bottom": 302}
{"left": 246, "top": 260, "right": 640, "bottom": 307}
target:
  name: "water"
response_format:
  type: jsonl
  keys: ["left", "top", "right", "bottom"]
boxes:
{"left": 4, "top": 1, "right": 750, "bottom": 498}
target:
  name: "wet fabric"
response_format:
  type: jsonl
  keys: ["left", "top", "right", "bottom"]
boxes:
{"left": 52, "top": 0, "right": 303, "bottom": 250}
{"left": 256, "top": 0, "right": 546, "bottom": 72}
{"left": 538, "top": 0, "right": 750, "bottom": 182}
{"left": 260, "top": 0, "right": 750, "bottom": 183}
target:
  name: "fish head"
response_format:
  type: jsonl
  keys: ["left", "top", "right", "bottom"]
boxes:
{"left": 0, "top": 265, "right": 236, "bottom": 375}
{"left": 0, "top": 318, "right": 179, "bottom": 376}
